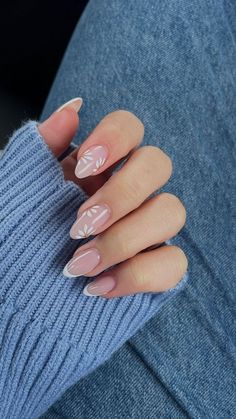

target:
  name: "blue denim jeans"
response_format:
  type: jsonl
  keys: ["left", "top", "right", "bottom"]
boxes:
{"left": 40, "top": 0, "right": 236, "bottom": 417}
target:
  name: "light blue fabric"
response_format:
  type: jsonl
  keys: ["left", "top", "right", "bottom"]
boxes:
{"left": 39, "top": 0, "right": 236, "bottom": 418}
{"left": 0, "top": 121, "right": 187, "bottom": 418}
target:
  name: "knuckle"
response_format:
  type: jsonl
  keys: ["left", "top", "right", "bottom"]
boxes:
{"left": 108, "top": 226, "right": 131, "bottom": 257}
{"left": 112, "top": 174, "right": 141, "bottom": 206}
{"left": 104, "top": 110, "right": 144, "bottom": 137}
{"left": 138, "top": 145, "right": 160, "bottom": 162}
{"left": 128, "top": 257, "right": 147, "bottom": 289}
{"left": 114, "top": 110, "right": 144, "bottom": 133}
{"left": 101, "top": 119, "right": 123, "bottom": 139}
{"left": 160, "top": 193, "right": 187, "bottom": 227}
{"left": 170, "top": 246, "right": 188, "bottom": 278}
{"left": 137, "top": 146, "right": 173, "bottom": 178}
{"left": 123, "top": 179, "right": 140, "bottom": 204}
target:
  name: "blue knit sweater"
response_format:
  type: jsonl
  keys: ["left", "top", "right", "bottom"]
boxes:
{"left": 0, "top": 121, "right": 188, "bottom": 418}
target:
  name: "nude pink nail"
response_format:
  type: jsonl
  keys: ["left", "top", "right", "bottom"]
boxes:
{"left": 63, "top": 248, "right": 101, "bottom": 277}
{"left": 56, "top": 97, "right": 83, "bottom": 113}
{"left": 70, "top": 204, "right": 111, "bottom": 239}
{"left": 83, "top": 276, "right": 116, "bottom": 296}
{"left": 75, "top": 145, "right": 109, "bottom": 178}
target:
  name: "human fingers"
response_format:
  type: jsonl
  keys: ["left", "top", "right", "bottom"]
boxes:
{"left": 37, "top": 97, "right": 82, "bottom": 157}
{"left": 60, "top": 109, "right": 144, "bottom": 194}
{"left": 70, "top": 146, "right": 172, "bottom": 239}
{"left": 73, "top": 110, "right": 144, "bottom": 179}
{"left": 63, "top": 193, "right": 186, "bottom": 278}
{"left": 83, "top": 245, "right": 188, "bottom": 297}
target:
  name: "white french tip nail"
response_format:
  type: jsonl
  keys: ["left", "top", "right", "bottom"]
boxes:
{"left": 56, "top": 97, "right": 83, "bottom": 113}
{"left": 83, "top": 284, "right": 97, "bottom": 297}
{"left": 63, "top": 263, "right": 78, "bottom": 278}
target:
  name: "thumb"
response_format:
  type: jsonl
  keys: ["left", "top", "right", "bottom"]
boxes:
{"left": 38, "top": 98, "right": 83, "bottom": 157}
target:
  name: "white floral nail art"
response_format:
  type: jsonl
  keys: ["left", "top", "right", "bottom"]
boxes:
{"left": 92, "top": 157, "right": 106, "bottom": 172}
{"left": 77, "top": 150, "right": 93, "bottom": 165}
{"left": 75, "top": 145, "right": 108, "bottom": 179}
{"left": 83, "top": 205, "right": 100, "bottom": 217}
{"left": 76, "top": 223, "right": 96, "bottom": 239}
{"left": 70, "top": 204, "right": 111, "bottom": 239}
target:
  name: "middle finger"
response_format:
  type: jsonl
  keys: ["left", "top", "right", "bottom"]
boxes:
{"left": 70, "top": 146, "right": 172, "bottom": 239}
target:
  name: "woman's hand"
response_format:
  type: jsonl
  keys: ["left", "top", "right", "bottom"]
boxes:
{"left": 39, "top": 98, "right": 187, "bottom": 298}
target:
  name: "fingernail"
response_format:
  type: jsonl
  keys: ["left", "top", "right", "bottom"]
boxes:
{"left": 75, "top": 145, "right": 109, "bottom": 178}
{"left": 56, "top": 97, "right": 83, "bottom": 113}
{"left": 83, "top": 276, "right": 116, "bottom": 296}
{"left": 70, "top": 204, "right": 111, "bottom": 239}
{"left": 63, "top": 248, "right": 101, "bottom": 277}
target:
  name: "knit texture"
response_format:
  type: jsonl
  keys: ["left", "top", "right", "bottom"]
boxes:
{"left": 0, "top": 121, "right": 188, "bottom": 418}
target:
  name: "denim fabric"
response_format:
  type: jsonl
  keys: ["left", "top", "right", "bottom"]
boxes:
{"left": 40, "top": 0, "right": 236, "bottom": 417}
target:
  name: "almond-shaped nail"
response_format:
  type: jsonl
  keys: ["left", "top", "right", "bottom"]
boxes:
{"left": 56, "top": 97, "right": 83, "bottom": 113}
{"left": 83, "top": 276, "right": 116, "bottom": 297}
{"left": 63, "top": 248, "right": 101, "bottom": 277}
{"left": 75, "top": 145, "right": 109, "bottom": 178}
{"left": 70, "top": 204, "right": 111, "bottom": 239}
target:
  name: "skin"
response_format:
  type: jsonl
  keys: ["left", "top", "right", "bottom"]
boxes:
{"left": 38, "top": 105, "right": 188, "bottom": 298}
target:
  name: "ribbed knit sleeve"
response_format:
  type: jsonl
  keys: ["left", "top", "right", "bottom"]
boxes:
{"left": 0, "top": 121, "right": 188, "bottom": 418}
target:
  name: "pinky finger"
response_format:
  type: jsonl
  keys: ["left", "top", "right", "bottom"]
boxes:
{"left": 83, "top": 245, "right": 188, "bottom": 298}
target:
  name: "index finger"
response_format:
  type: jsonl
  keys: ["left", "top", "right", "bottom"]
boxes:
{"left": 75, "top": 110, "right": 144, "bottom": 178}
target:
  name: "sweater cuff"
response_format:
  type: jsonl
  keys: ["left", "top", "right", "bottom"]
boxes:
{"left": 0, "top": 121, "right": 188, "bottom": 418}
{"left": 0, "top": 121, "right": 89, "bottom": 238}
